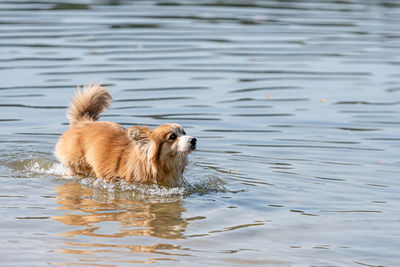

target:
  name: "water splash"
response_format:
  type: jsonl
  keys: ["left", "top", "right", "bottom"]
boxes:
{"left": 5, "top": 153, "right": 70, "bottom": 178}
{"left": 3, "top": 152, "right": 228, "bottom": 201}
{"left": 186, "top": 176, "right": 228, "bottom": 195}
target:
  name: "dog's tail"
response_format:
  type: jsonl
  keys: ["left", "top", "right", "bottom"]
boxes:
{"left": 67, "top": 84, "right": 112, "bottom": 126}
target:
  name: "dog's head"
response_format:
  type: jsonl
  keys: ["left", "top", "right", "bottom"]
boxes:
{"left": 128, "top": 123, "right": 196, "bottom": 184}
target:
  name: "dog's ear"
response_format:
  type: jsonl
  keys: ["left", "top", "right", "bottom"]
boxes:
{"left": 128, "top": 126, "right": 152, "bottom": 145}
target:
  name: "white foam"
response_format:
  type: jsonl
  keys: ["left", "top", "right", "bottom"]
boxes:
{"left": 31, "top": 162, "right": 70, "bottom": 177}
{"left": 6, "top": 154, "right": 228, "bottom": 200}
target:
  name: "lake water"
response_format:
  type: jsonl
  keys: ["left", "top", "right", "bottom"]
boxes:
{"left": 1, "top": 0, "right": 400, "bottom": 266}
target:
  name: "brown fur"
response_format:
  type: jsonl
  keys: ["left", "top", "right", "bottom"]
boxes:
{"left": 55, "top": 84, "right": 196, "bottom": 186}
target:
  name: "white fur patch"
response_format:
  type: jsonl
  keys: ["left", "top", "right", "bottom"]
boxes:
{"left": 178, "top": 135, "right": 192, "bottom": 153}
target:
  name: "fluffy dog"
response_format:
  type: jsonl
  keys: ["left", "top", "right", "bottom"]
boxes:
{"left": 55, "top": 84, "right": 197, "bottom": 186}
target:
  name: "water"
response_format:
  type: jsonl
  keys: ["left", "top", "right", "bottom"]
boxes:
{"left": 1, "top": 0, "right": 400, "bottom": 266}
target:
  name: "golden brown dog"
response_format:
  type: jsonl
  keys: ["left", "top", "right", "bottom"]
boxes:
{"left": 55, "top": 84, "right": 197, "bottom": 186}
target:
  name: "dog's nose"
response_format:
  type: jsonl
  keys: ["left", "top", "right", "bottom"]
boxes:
{"left": 190, "top": 138, "right": 197, "bottom": 149}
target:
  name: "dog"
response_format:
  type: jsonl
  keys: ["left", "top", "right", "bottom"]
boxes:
{"left": 55, "top": 84, "right": 197, "bottom": 186}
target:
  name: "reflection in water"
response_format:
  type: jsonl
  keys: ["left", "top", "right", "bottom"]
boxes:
{"left": 52, "top": 182, "right": 189, "bottom": 263}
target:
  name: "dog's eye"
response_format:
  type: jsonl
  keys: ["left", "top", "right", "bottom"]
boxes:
{"left": 169, "top": 133, "right": 177, "bottom": 140}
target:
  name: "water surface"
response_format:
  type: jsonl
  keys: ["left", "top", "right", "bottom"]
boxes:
{"left": 1, "top": 0, "right": 400, "bottom": 266}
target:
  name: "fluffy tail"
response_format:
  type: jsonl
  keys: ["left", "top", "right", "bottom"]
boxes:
{"left": 67, "top": 84, "right": 112, "bottom": 126}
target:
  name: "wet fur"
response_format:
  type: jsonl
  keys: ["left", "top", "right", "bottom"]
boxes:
{"left": 55, "top": 84, "right": 195, "bottom": 186}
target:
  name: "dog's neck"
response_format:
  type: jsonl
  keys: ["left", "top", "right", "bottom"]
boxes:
{"left": 157, "top": 154, "right": 188, "bottom": 186}
{"left": 126, "top": 142, "right": 187, "bottom": 186}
